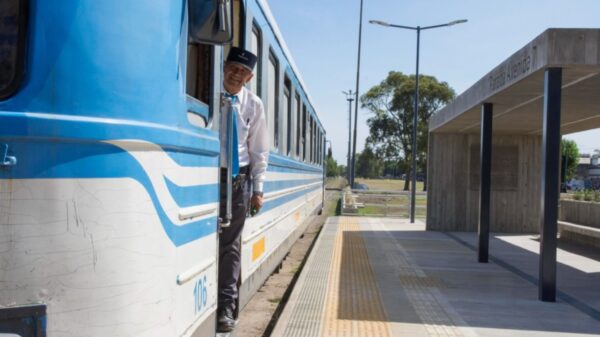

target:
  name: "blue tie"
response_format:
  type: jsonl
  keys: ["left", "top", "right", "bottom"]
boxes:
{"left": 228, "top": 95, "right": 240, "bottom": 178}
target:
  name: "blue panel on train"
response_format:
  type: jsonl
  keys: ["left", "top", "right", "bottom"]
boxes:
{"left": 0, "top": 0, "right": 189, "bottom": 129}
{"left": 0, "top": 139, "right": 219, "bottom": 246}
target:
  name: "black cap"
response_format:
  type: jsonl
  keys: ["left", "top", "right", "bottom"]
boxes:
{"left": 226, "top": 47, "right": 257, "bottom": 72}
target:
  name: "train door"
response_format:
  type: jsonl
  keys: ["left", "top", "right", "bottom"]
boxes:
{"left": 155, "top": 0, "right": 248, "bottom": 333}
{"left": 175, "top": 1, "right": 236, "bottom": 336}
{"left": 217, "top": 0, "right": 246, "bottom": 321}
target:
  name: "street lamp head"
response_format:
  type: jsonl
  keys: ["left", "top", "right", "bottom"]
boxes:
{"left": 447, "top": 19, "right": 468, "bottom": 26}
{"left": 369, "top": 20, "right": 390, "bottom": 27}
{"left": 342, "top": 90, "right": 355, "bottom": 101}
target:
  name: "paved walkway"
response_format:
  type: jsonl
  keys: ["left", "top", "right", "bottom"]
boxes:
{"left": 272, "top": 217, "right": 600, "bottom": 337}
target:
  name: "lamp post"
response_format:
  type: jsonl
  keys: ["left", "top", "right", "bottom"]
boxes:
{"left": 350, "top": 0, "right": 365, "bottom": 189}
{"left": 342, "top": 90, "right": 355, "bottom": 184}
{"left": 370, "top": 19, "right": 467, "bottom": 223}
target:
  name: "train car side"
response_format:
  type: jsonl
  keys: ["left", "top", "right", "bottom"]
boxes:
{"left": 234, "top": 0, "right": 326, "bottom": 311}
{"left": 0, "top": 0, "right": 326, "bottom": 336}
{"left": 0, "top": 1, "right": 223, "bottom": 336}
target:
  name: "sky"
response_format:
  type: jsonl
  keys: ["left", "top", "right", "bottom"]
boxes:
{"left": 267, "top": 0, "right": 600, "bottom": 163}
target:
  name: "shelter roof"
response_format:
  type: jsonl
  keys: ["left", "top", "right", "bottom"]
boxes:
{"left": 430, "top": 29, "right": 600, "bottom": 135}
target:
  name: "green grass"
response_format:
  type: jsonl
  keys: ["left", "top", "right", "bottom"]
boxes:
{"left": 357, "top": 205, "right": 383, "bottom": 215}
{"left": 355, "top": 178, "right": 425, "bottom": 192}
{"left": 333, "top": 197, "right": 341, "bottom": 216}
{"left": 326, "top": 177, "right": 346, "bottom": 189}
{"left": 359, "top": 194, "right": 426, "bottom": 204}
{"left": 357, "top": 204, "right": 426, "bottom": 218}
{"left": 355, "top": 192, "right": 427, "bottom": 218}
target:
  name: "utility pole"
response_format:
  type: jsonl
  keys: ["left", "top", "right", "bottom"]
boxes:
{"left": 351, "top": 0, "right": 365, "bottom": 189}
{"left": 342, "top": 90, "right": 355, "bottom": 184}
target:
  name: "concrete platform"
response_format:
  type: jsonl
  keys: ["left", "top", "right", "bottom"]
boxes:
{"left": 271, "top": 217, "right": 600, "bottom": 337}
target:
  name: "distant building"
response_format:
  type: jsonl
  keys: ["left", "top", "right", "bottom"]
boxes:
{"left": 570, "top": 154, "right": 600, "bottom": 190}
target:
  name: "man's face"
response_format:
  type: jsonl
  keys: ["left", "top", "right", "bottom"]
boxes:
{"left": 224, "top": 62, "right": 254, "bottom": 93}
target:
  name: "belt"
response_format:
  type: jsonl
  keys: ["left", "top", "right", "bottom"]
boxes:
{"left": 238, "top": 165, "right": 250, "bottom": 175}
{"left": 221, "top": 166, "right": 250, "bottom": 175}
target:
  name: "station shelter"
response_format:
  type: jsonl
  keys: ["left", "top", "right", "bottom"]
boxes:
{"left": 427, "top": 29, "right": 600, "bottom": 301}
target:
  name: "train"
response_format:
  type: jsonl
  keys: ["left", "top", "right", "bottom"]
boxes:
{"left": 0, "top": 0, "right": 326, "bottom": 336}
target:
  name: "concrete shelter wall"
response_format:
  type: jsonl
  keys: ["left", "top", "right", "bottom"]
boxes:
{"left": 427, "top": 133, "right": 469, "bottom": 231}
{"left": 427, "top": 133, "right": 542, "bottom": 233}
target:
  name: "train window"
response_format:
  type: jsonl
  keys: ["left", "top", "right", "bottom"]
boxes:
{"left": 315, "top": 129, "right": 321, "bottom": 164}
{"left": 232, "top": 0, "right": 242, "bottom": 46}
{"left": 309, "top": 116, "right": 314, "bottom": 163}
{"left": 308, "top": 116, "right": 312, "bottom": 163}
{"left": 186, "top": 43, "right": 213, "bottom": 105}
{"left": 316, "top": 126, "right": 320, "bottom": 164}
{"left": 314, "top": 123, "right": 318, "bottom": 163}
{"left": 311, "top": 118, "right": 316, "bottom": 163}
{"left": 295, "top": 94, "right": 301, "bottom": 158}
{"left": 314, "top": 122, "right": 317, "bottom": 163}
{"left": 0, "top": 0, "right": 28, "bottom": 100}
{"left": 307, "top": 115, "right": 312, "bottom": 163}
{"left": 301, "top": 104, "right": 307, "bottom": 161}
{"left": 283, "top": 77, "right": 291, "bottom": 155}
{"left": 222, "top": 0, "right": 243, "bottom": 59}
{"left": 281, "top": 86, "right": 288, "bottom": 154}
{"left": 323, "top": 134, "right": 326, "bottom": 165}
{"left": 317, "top": 132, "right": 321, "bottom": 165}
{"left": 318, "top": 131, "right": 321, "bottom": 165}
{"left": 320, "top": 132, "right": 324, "bottom": 165}
{"left": 320, "top": 131, "right": 323, "bottom": 164}
{"left": 249, "top": 22, "right": 262, "bottom": 96}
{"left": 322, "top": 134, "right": 326, "bottom": 165}
{"left": 317, "top": 126, "right": 320, "bottom": 164}
{"left": 305, "top": 109, "right": 312, "bottom": 163}
{"left": 267, "top": 50, "right": 279, "bottom": 150}
{"left": 305, "top": 108, "right": 309, "bottom": 162}
{"left": 290, "top": 92, "right": 297, "bottom": 158}
{"left": 317, "top": 131, "right": 321, "bottom": 165}
{"left": 321, "top": 132, "right": 325, "bottom": 165}
{"left": 315, "top": 129, "right": 318, "bottom": 164}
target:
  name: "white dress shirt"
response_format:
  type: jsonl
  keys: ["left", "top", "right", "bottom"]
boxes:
{"left": 229, "top": 86, "right": 269, "bottom": 192}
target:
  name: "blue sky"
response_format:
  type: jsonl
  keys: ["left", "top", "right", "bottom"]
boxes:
{"left": 268, "top": 0, "right": 600, "bottom": 163}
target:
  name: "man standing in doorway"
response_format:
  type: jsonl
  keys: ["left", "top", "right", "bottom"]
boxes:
{"left": 218, "top": 47, "right": 269, "bottom": 333}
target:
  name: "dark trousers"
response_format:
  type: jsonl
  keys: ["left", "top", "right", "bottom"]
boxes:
{"left": 218, "top": 167, "right": 250, "bottom": 312}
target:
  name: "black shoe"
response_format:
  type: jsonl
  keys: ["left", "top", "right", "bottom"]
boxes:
{"left": 217, "top": 306, "right": 236, "bottom": 333}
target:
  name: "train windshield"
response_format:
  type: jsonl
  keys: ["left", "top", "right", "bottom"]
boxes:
{"left": 0, "top": 0, "right": 26, "bottom": 100}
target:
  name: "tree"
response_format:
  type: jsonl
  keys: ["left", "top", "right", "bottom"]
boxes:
{"left": 561, "top": 139, "right": 579, "bottom": 182}
{"left": 326, "top": 147, "right": 340, "bottom": 177}
{"left": 383, "top": 160, "right": 402, "bottom": 177}
{"left": 356, "top": 147, "right": 383, "bottom": 179}
{"left": 360, "top": 71, "right": 455, "bottom": 190}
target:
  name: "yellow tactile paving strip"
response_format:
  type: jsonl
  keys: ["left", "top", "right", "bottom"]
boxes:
{"left": 273, "top": 217, "right": 469, "bottom": 337}
{"left": 321, "top": 217, "right": 392, "bottom": 337}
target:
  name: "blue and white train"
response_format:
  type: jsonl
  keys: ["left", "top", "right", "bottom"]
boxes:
{"left": 0, "top": 1, "right": 326, "bottom": 336}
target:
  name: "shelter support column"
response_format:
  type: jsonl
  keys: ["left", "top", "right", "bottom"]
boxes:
{"left": 478, "top": 103, "right": 493, "bottom": 263}
{"left": 539, "top": 67, "right": 562, "bottom": 302}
